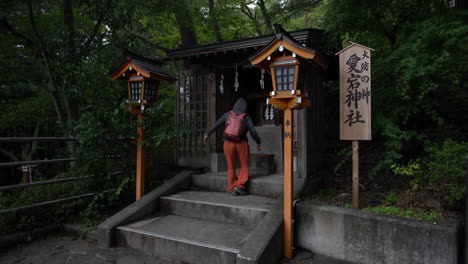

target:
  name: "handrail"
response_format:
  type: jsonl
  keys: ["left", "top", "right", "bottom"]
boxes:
{"left": 0, "top": 158, "right": 78, "bottom": 167}
{"left": 0, "top": 137, "right": 130, "bottom": 216}
{"left": 0, "top": 155, "right": 125, "bottom": 167}
{"left": 0, "top": 193, "right": 96, "bottom": 214}
{"left": 0, "top": 137, "right": 76, "bottom": 142}
{"left": 0, "top": 137, "right": 135, "bottom": 142}
{"left": 0, "top": 171, "right": 123, "bottom": 191}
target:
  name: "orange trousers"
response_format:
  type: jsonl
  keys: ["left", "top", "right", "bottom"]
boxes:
{"left": 223, "top": 140, "right": 250, "bottom": 192}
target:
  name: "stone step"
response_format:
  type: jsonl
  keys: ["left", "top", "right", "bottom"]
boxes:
{"left": 116, "top": 215, "right": 255, "bottom": 264}
{"left": 160, "top": 190, "right": 276, "bottom": 226}
{"left": 192, "top": 172, "right": 283, "bottom": 198}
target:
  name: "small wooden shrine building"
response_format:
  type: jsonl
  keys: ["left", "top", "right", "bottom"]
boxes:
{"left": 166, "top": 28, "right": 332, "bottom": 193}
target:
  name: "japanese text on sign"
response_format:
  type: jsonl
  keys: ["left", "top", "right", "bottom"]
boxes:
{"left": 337, "top": 42, "right": 373, "bottom": 140}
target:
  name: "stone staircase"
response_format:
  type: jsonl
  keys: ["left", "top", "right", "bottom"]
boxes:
{"left": 99, "top": 171, "right": 284, "bottom": 264}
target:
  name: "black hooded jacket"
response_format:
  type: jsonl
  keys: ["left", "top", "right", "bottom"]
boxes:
{"left": 206, "top": 98, "right": 261, "bottom": 144}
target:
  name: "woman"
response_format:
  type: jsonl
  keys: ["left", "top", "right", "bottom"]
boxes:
{"left": 204, "top": 98, "right": 262, "bottom": 195}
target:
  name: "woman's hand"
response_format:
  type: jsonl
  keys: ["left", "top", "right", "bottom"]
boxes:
{"left": 203, "top": 135, "right": 209, "bottom": 144}
{"left": 257, "top": 144, "right": 262, "bottom": 151}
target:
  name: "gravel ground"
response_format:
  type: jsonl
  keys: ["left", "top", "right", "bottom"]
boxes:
{"left": 0, "top": 234, "right": 352, "bottom": 264}
{"left": 0, "top": 235, "right": 179, "bottom": 264}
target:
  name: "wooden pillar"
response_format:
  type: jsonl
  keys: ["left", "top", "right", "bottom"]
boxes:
{"left": 136, "top": 113, "right": 145, "bottom": 200}
{"left": 352, "top": 140, "right": 359, "bottom": 209}
{"left": 284, "top": 108, "right": 294, "bottom": 258}
{"left": 465, "top": 157, "right": 468, "bottom": 264}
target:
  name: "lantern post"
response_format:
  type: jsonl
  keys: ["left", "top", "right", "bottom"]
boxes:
{"left": 249, "top": 24, "right": 328, "bottom": 258}
{"left": 111, "top": 52, "right": 176, "bottom": 200}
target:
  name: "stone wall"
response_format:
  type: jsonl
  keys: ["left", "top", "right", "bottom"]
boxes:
{"left": 295, "top": 202, "right": 462, "bottom": 264}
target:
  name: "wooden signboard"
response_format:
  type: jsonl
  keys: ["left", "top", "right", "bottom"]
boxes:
{"left": 336, "top": 41, "right": 373, "bottom": 209}
{"left": 337, "top": 42, "right": 373, "bottom": 140}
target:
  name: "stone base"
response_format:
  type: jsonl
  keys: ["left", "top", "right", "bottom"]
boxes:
{"left": 210, "top": 153, "right": 276, "bottom": 176}
{"left": 249, "top": 154, "right": 275, "bottom": 176}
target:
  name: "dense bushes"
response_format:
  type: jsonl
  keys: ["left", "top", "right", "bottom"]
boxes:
{"left": 393, "top": 139, "right": 468, "bottom": 208}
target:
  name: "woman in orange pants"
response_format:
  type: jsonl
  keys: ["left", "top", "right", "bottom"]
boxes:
{"left": 204, "top": 98, "right": 262, "bottom": 195}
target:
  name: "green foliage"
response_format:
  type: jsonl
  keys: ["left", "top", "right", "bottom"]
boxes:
{"left": 391, "top": 160, "right": 420, "bottom": 177}
{"left": 0, "top": 173, "right": 89, "bottom": 234}
{"left": 383, "top": 191, "right": 399, "bottom": 205}
{"left": 363, "top": 206, "right": 438, "bottom": 221}
{"left": 394, "top": 139, "right": 468, "bottom": 206}
{"left": 311, "top": 187, "right": 337, "bottom": 200}
{"left": 332, "top": 146, "right": 352, "bottom": 175}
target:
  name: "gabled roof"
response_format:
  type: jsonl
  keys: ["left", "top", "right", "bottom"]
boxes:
{"left": 112, "top": 51, "right": 176, "bottom": 83}
{"left": 248, "top": 33, "right": 328, "bottom": 72}
{"left": 166, "top": 29, "right": 324, "bottom": 60}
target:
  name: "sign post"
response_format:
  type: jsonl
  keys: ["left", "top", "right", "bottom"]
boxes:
{"left": 336, "top": 41, "right": 373, "bottom": 209}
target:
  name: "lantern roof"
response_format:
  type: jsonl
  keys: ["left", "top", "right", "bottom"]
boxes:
{"left": 249, "top": 24, "right": 328, "bottom": 72}
{"left": 111, "top": 51, "right": 176, "bottom": 83}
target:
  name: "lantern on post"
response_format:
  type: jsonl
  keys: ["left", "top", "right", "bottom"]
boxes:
{"left": 249, "top": 24, "right": 328, "bottom": 259}
{"left": 112, "top": 51, "right": 176, "bottom": 200}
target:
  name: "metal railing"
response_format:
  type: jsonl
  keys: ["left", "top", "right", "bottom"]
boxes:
{"left": 0, "top": 137, "right": 127, "bottom": 215}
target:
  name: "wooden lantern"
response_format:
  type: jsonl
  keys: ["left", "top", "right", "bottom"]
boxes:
{"left": 111, "top": 51, "right": 176, "bottom": 200}
{"left": 249, "top": 24, "right": 328, "bottom": 259}
{"left": 112, "top": 51, "right": 176, "bottom": 115}
{"left": 249, "top": 26, "right": 327, "bottom": 110}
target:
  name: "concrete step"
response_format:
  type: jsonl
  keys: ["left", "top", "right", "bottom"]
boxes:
{"left": 280, "top": 249, "right": 355, "bottom": 264}
{"left": 116, "top": 214, "right": 255, "bottom": 264}
{"left": 160, "top": 190, "right": 276, "bottom": 226}
{"left": 192, "top": 172, "right": 283, "bottom": 198}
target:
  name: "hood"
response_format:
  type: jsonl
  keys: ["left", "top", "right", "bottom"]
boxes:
{"left": 232, "top": 98, "right": 248, "bottom": 114}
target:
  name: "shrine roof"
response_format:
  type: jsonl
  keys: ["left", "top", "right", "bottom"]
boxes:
{"left": 166, "top": 28, "right": 324, "bottom": 60}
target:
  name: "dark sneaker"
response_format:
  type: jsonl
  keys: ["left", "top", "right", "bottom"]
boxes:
{"left": 234, "top": 186, "right": 248, "bottom": 195}
{"left": 231, "top": 190, "right": 239, "bottom": 196}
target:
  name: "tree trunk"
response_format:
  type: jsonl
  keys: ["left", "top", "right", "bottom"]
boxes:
{"left": 63, "top": 0, "right": 74, "bottom": 51}
{"left": 208, "top": 0, "right": 223, "bottom": 42}
{"left": 173, "top": 0, "right": 198, "bottom": 48}
{"left": 240, "top": 2, "right": 263, "bottom": 36}
{"left": 257, "top": 0, "right": 274, "bottom": 34}
{"left": 62, "top": 0, "right": 78, "bottom": 157}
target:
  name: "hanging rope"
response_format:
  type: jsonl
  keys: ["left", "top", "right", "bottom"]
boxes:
{"left": 269, "top": 104, "right": 275, "bottom": 120}
{"left": 265, "top": 104, "right": 270, "bottom": 120}
{"left": 219, "top": 66, "right": 224, "bottom": 94}
{"left": 260, "top": 69, "right": 265, "bottom": 89}
{"left": 234, "top": 63, "right": 239, "bottom": 92}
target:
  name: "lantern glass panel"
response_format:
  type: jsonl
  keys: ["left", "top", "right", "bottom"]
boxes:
{"left": 274, "top": 66, "right": 295, "bottom": 91}
{"left": 130, "top": 81, "right": 143, "bottom": 100}
{"left": 145, "top": 81, "right": 156, "bottom": 101}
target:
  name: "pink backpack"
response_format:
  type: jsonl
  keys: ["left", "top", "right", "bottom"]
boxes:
{"left": 224, "top": 111, "right": 247, "bottom": 142}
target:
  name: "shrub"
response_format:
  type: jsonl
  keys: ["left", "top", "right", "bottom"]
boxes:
{"left": 393, "top": 139, "right": 468, "bottom": 207}
{"left": 363, "top": 205, "right": 438, "bottom": 221}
